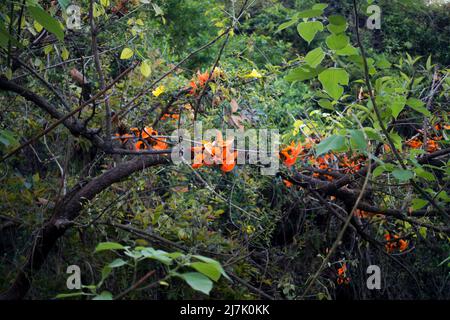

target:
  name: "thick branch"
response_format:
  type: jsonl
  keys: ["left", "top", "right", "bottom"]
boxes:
{"left": 0, "top": 154, "right": 169, "bottom": 300}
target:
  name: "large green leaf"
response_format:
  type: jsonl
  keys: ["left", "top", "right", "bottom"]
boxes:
{"left": 193, "top": 255, "right": 231, "bottom": 281}
{"left": 412, "top": 199, "right": 428, "bottom": 211}
{"left": 285, "top": 65, "right": 322, "bottom": 82}
{"left": 335, "top": 44, "right": 358, "bottom": 56}
{"left": 296, "top": 9, "right": 323, "bottom": 19}
{"left": 318, "top": 68, "right": 349, "bottom": 100}
{"left": 326, "top": 34, "right": 349, "bottom": 50}
{"left": 390, "top": 95, "right": 407, "bottom": 118}
{"left": 189, "top": 262, "right": 221, "bottom": 281}
{"left": 178, "top": 272, "right": 213, "bottom": 295}
{"left": 316, "top": 135, "right": 346, "bottom": 155}
{"left": 327, "top": 14, "right": 347, "bottom": 34}
{"left": 392, "top": 168, "right": 414, "bottom": 181}
{"left": 328, "top": 15, "right": 346, "bottom": 25}
{"left": 350, "top": 130, "right": 366, "bottom": 151}
{"left": 297, "top": 21, "right": 323, "bottom": 44}
{"left": 406, "top": 98, "right": 431, "bottom": 117}
{"left": 304, "top": 47, "right": 325, "bottom": 68}
{"left": 95, "top": 242, "right": 125, "bottom": 252}
{"left": 141, "top": 247, "right": 172, "bottom": 265}
{"left": 28, "top": 4, "right": 64, "bottom": 41}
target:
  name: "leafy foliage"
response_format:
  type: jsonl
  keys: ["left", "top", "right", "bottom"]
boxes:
{"left": 0, "top": 0, "right": 449, "bottom": 301}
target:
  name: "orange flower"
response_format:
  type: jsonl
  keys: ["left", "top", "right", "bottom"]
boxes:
{"left": 337, "top": 264, "right": 350, "bottom": 285}
{"left": 399, "top": 239, "right": 409, "bottom": 252}
{"left": 190, "top": 135, "right": 238, "bottom": 172}
{"left": 220, "top": 162, "right": 236, "bottom": 172}
{"left": 283, "top": 179, "right": 293, "bottom": 188}
{"left": 197, "top": 71, "right": 210, "bottom": 86}
{"left": 337, "top": 264, "right": 347, "bottom": 276}
{"left": 192, "top": 152, "right": 204, "bottom": 169}
{"left": 188, "top": 70, "right": 215, "bottom": 95}
{"left": 406, "top": 138, "right": 422, "bottom": 149}
{"left": 426, "top": 139, "right": 439, "bottom": 153}
{"left": 280, "top": 142, "right": 302, "bottom": 167}
{"left": 189, "top": 80, "right": 198, "bottom": 94}
{"left": 134, "top": 140, "right": 146, "bottom": 150}
{"left": 153, "top": 138, "right": 168, "bottom": 150}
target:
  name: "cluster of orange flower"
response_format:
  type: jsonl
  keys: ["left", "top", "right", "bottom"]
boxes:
{"left": 404, "top": 122, "right": 450, "bottom": 153}
{"left": 406, "top": 136, "right": 441, "bottom": 153}
{"left": 191, "top": 137, "right": 238, "bottom": 173}
{"left": 384, "top": 233, "right": 409, "bottom": 253}
{"left": 160, "top": 113, "right": 180, "bottom": 121}
{"left": 337, "top": 264, "right": 350, "bottom": 285}
{"left": 114, "top": 126, "right": 168, "bottom": 151}
{"left": 188, "top": 68, "right": 223, "bottom": 95}
{"left": 279, "top": 138, "right": 366, "bottom": 182}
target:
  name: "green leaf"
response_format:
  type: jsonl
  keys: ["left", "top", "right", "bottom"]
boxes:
{"left": 373, "top": 166, "right": 386, "bottom": 178}
{"left": 418, "top": 226, "right": 428, "bottom": 238}
{"left": 120, "top": 47, "right": 134, "bottom": 60}
{"left": 55, "top": 292, "right": 85, "bottom": 299}
{"left": 406, "top": 98, "right": 431, "bottom": 117}
{"left": 312, "top": 3, "right": 328, "bottom": 10}
{"left": 98, "top": 265, "right": 112, "bottom": 287}
{"left": 277, "top": 19, "right": 298, "bottom": 33}
{"left": 350, "top": 130, "right": 366, "bottom": 151}
{"left": 93, "top": 291, "right": 113, "bottom": 300}
{"left": 296, "top": 9, "right": 323, "bottom": 19}
{"left": 95, "top": 242, "right": 125, "bottom": 252}
{"left": 390, "top": 95, "right": 407, "bottom": 119}
{"left": 189, "top": 262, "right": 221, "bottom": 281}
{"left": 28, "top": 4, "right": 64, "bottom": 41}
{"left": 316, "top": 135, "right": 345, "bottom": 155}
{"left": 328, "top": 15, "right": 346, "bottom": 25}
{"left": 392, "top": 169, "right": 414, "bottom": 182}
{"left": 412, "top": 199, "right": 428, "bottom": 211}
{"left": 304, "top": 47, "right": 325, "bottom": 68}
{"left": 140, "top": 61, "right": 151, "bottom": 77}
{"left": 326, "top": 33, "right": 349, "bottom": 50}
{"left": 141, "top": 247, "right": 172, "bottom": 265}
{"left": 318, "top": 99, "right": 333, "bottom": 110}
{"left": 376, "top": 57, "right": 392, "bottom": 69}
{"left": 178, "top": 272, "right": 213, "bottom": 295}
{"left": 285, "top": 66, "right": 321, "bottom": 82}
{"left": 297, "top": 21, "right": 323, "bottom": 44}
{"left": 389, "top": 131, "right": 403, "bottom": 151}
{"left": 193, "top": 255, "right": 231, "bottom": 281}
{"left": 108, "top": 258, "right": 127, "bottom": 268}
{"left": 318, "top": 68, "right": 349, "bottom": 100}
{"left": 414, "top": 167, "right": 435, "bottom": 181}
{"left": 335, "top": 45, "right": 358, "bottom": 56}
{"left": 327, "top": 22, "right": 347, "bottom": 34}
{"left": 61, "top": 47, "right": 69, "bottom": 60}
